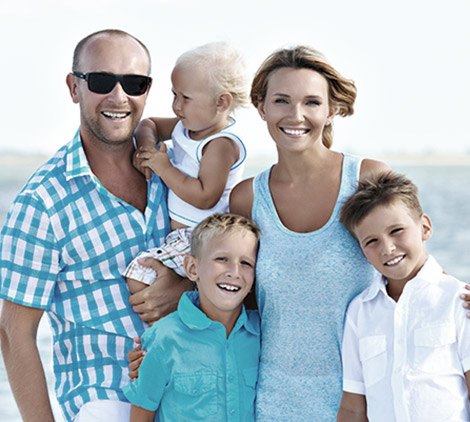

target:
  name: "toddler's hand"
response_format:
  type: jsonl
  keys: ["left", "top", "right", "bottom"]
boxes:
{"left": 133, "top": 146, "right": 153, "bottom": 180}
{"left": 139, "top": 143, "right": 172, "bottom": 177}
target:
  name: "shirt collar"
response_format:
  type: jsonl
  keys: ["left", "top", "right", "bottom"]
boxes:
{"left": 65, "top": 129, "right": 93, "bottom": 180}
{"left": 410, "top": 255, "right": 442, "bottom": 284}
{"left": 363, "top": 272, "right": 389, "bottom": 302}
{"left": 178, "top": 291, "right": 259, "bottom": 335}
{"left": 362, "top": 255, "right": 442, "bottom": 302}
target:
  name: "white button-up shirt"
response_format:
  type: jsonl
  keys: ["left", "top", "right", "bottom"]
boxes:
{"left": 342, "top": 256, "right": 470, "bottom": 421}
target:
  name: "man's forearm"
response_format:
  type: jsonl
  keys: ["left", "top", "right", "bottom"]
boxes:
{"left": 129, "top": 260, "right": 192, "bottom": 323}
{"left": 0, "top": 301, "right": 55, "bottom": 421}
{"left": 3, "top": 345, "right": 55, "bottom": 421}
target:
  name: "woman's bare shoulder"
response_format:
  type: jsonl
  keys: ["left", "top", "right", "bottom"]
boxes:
{"left": 229, "top": 178, "right": 254, "bottom": 219}
{"left": 359, "top": 158, "right": 390, "bottom": 178}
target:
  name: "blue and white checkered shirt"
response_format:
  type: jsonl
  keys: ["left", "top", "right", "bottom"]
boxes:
{"left": 0, "top": 130, "right": 170, "bottom": 421}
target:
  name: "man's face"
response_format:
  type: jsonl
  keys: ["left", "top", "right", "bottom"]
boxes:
{"left": 69, "top": 34, "right": 151, "bottom": 148}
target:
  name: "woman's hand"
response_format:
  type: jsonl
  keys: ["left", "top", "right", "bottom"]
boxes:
{"left": 460, "top": 285, "right": 470, "bottom": 318}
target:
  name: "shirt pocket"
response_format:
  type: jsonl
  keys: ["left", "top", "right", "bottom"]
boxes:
{"left": 413, "top": 323, "right": 457, "bottom": 373}
{"left": 359, "top": 335, "right": 387, "bottom": 388}
{"left": 173, "top": 371, "right": 218, "bottom": 417}
{"left": 241, "top": 367, "right": 258, "bottom": 414}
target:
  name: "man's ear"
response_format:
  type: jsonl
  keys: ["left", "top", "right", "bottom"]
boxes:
{"left": 66, "top": 73, "right": 80, "bottom": 104}
{"left": 183, "top": 254, "right": 199, "bottom": 282}
{"left": 421, "top": 214, "right": 433, "bottom": 241}
{"left": 216, "top": 93, "right": 233, "bottom": 112}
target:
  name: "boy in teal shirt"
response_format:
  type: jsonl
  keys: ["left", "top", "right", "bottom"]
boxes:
{"left": 123, "top": 213, "right": 260, "bottom": 421}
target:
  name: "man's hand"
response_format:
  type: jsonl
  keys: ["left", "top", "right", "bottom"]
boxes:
{"left": 128, "top": 259, "right": 192, "bottom": 324}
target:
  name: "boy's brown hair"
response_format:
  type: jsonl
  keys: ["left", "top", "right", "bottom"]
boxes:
{"left": 340, "top": 171, "right": 423, "bottom": 237}
{"left": 190, "top": 213, "right": 260, "bottom": 259}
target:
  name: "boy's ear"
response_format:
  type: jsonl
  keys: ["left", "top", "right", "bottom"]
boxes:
{"left": 216, "top": 93, "right": 233, "bottom": 112}
{"left": 421, "top": 214, "right": 433, "bottom": 241}
{"left": 183, "top": 254, "right": 199, "bottom": 282}
{"left": 66, "top": 73, "right": 80, "bottom": 104}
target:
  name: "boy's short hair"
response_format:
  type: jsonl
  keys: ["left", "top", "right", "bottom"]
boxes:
{"left": 190, "top": 213, "right": 260, "bottom": 259}
{"left": 175, "top": 42, "right": 249, "bottom": 112}
{"left": 340, "top": 171, "right": 423, "bottom": 236}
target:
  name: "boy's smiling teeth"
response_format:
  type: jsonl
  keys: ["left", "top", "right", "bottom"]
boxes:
{"left": 281, "top": 128, "right": 309, "bottom": 136}
{"left": 102, "top": 111, "right": 130, "bottom": 119}
{"left": 217, "top": 283, "right": 241, "bottom": 292}
{"left": 384, "top": 255, "right": 405, "bottom": 266}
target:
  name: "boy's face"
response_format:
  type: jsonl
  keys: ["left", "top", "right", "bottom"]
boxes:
{"left": 184, "top": 231, "right": 258, "bottom": 323}
{"left": 353, "top": 200, "right": 432, "bottom": 286}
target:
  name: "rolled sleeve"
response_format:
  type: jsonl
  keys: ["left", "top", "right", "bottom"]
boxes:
{"left": 455, "top": 292, "right": 470, "bottom": 373}
{"left": 341, "top": 313, "right": 366, "bottom": 395}
{"left": 123, "top": 379, "right": 160, "bottom": 412}
{"left": 123, "top": 347, "right": 168, "bottom": 411}
{"left": 0, "top": 193, "right": 59, "bottom": 309}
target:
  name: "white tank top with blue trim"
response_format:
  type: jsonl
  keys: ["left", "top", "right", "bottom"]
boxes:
{"left": 167, "top": 118, "right": 246, "bottom": 226}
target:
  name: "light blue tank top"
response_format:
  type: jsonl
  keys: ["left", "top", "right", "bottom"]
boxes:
{"left": 252, "top": 154, "right": 376, "bottom": 421}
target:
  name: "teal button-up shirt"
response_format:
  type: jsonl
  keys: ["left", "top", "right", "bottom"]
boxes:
{"left": 123, "top": 291, "right": 260, "bottom": 421}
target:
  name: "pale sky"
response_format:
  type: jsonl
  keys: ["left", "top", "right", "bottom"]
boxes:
{"left": 1, "top": 0, "right": 469, "bottom": 159}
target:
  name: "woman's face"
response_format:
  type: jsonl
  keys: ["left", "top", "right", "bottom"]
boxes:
{"left": 257, "top": 67, "right": 333, "bottom": 153}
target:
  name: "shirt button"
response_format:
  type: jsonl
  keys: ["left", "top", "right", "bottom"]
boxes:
{"left": 230, "top": 409, "right": 235, "bottom": 415}
{"left": 228, "top": 375, "right": 234, "bottom": 382}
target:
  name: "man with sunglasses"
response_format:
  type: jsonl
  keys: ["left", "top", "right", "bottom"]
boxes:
{"left": 0, "top": 29, "right": 190, "bottom": 422}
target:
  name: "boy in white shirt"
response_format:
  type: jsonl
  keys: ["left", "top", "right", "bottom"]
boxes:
{"left": 337, "top": 171, "right": 470, "bottom": 422}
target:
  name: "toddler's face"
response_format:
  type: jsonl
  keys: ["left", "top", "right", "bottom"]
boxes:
{"left": 170, "top": 65, "right": 225, "bottom": 140}
{"left": 353, "top": 200, "right": 432, "bottom": 286}
{"left": 186, "top": 231, "right": 258, "bottom": 322}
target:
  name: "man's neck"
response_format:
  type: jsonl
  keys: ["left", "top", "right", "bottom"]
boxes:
{"left": 81, "top": 133, "right": 148, "bottom": 212}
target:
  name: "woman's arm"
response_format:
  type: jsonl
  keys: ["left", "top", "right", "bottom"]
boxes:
{"left": 359, "top": 158, "right": 390, "bottom": 179}
{"left": 229, "top": 178, "right": 254, "bottom": 218}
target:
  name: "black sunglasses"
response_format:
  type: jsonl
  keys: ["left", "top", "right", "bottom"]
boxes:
{"left": 72, "top": 72, "right": 152, "bottom": 96}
